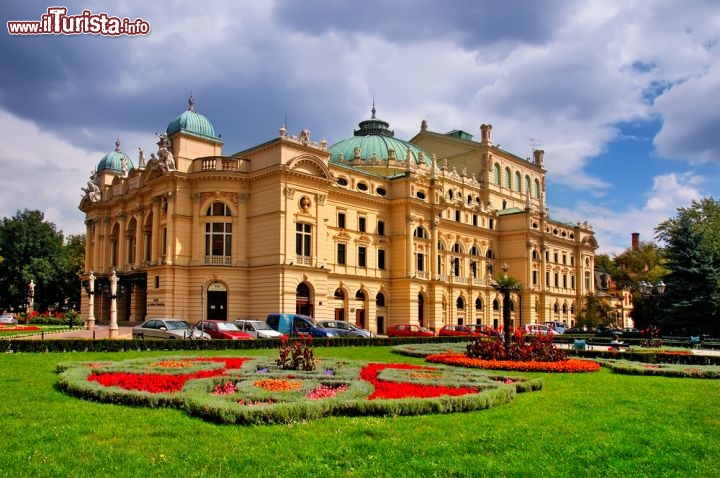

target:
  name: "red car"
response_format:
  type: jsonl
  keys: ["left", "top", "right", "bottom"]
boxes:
{"left": 438, "top": 325, "right": 480, "bottom": 337}
{"left": 387, "top": 324, "right": 434, "bottom": 337}
{"left": 195, "top": 320, "right": 253, "bottom": 340}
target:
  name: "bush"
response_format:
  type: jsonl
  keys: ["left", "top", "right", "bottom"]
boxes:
{"left": 466, "top": 328, "right": 567, "bottom": 362}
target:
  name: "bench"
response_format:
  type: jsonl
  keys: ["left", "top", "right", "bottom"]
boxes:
{"left": 573, "top": 339, "right": 630, "bottom": 351}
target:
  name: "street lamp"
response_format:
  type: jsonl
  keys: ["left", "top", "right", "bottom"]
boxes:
{"left": 639, "top": 280, "right": 666, "bottom": 296}
{"left": 101, "top": 271, "right": 126, "bottom": 339}
{"left": 82, "top": 271, "right": 96, "bottom": 331}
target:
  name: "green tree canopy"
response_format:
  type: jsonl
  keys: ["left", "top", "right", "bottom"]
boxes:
{"left": 0, "top": 209, "right": 84, "bottom": 312}
{"left": 655, "top": 198, "right": 720, "bottom": 334}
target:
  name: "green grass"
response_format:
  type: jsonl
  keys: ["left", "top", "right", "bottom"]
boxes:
{"left": 1, "top": 346, "right": 719, "bottom": 477}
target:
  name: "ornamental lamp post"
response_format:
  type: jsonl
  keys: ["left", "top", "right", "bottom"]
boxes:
{"left": 104, "top": 271, "right": 126, "bottom": 339}
{"left": 638, "top": 280, "right": 666, "bottom": 329}
{"left": 83, "top": 271, "right": 96, "bottom": 331}
{"left": 27, "top": 280, "right": 35, "bottom": 313}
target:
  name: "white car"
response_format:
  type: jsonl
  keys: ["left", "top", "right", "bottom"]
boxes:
{"left": 0, "top": 314, "right": 18, "bottom": 325}
{"left": 133, "top": 318, "right": 210, "bottom": 340}
{"left": 235, "top": 319, "right": 284, "bottom": 339}
{"left": 523, "top": 324, "right": 554, "bottom": 335}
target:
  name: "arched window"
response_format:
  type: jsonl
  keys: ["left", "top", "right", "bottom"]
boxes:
{"left": 562, "top": 303, "right": 568, "bottom": 314}
{"left": 413, "top": 227, "right": 428, "bottom": 239}
{"left": 493, "top": 163, "right": 501, "bottom": 185}
{"left": 376, "top": 292, "right": 386, "bottom": 307}
{"left": 334, "top": 288, "right": 345, "bottom": 299}
{"left": 452, "top": 243, "right": 463, "bottom": 254}
{"left": 470, "top": 246, "right": 480, "bottom": 256}
{"left": 456, "top": 297, "right": 465, "bottom": 309}
{"left": 475, "top": 298, "right": 483, "bottom": 310}
{"left": 515, "top": 171, "right": 522, "bottom": 192}
{"left": 525, "top": 175, "right": 531, "bottom": 195}
{"left": 355, "top": 290, "right": 365, "bottom": 300}
{"left": 493, "top": 299, "right": 500, "bottom": 311}
{"left": 205, "top": 202, "right": 232, "bottom": 264}
{"left": 534, "top": 179, "right": 541, "bottom": 198}
{"left": 486, "top": 249, "right": 495, "bottom": 259}
{"left": 452, "top": 257, "right": 460, "bottom": 276}
{"left": 554, "top": 303, "right": 559, "bottom": 314}
{"left": 504, "top": 167, "right": 512, "bottom": 188}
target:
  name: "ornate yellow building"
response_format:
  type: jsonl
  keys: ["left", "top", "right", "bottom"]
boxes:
{"left": 79, "top": 98, "right": 597, "bottom": 335}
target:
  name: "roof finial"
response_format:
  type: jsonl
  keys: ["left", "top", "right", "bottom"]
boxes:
{"left": 188, "top": 94, "right": 195, "bottom": 112}
{"left": 114, "top": 137, "right": 121, "bottom": 152}
{"left": 371, "top": 95, "right": 376, "bottom": 119}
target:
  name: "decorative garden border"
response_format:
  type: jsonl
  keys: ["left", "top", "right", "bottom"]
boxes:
{"left": 57, "top": 356, "right": 542, "bottom": 425}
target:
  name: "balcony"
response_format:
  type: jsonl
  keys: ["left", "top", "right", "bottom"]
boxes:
{"left": 204, "top": 256, "right": 232, "bottom": 265}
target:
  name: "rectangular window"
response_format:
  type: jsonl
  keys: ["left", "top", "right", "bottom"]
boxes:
{"left": 472, "top": 214, "right": 478, "bottom": 226}
{"left": 358, "top": 216, "right": 366, "bottom": 232}
{"left": 455, "top": 210, "right": 461, "bottom": 222}
{"left": 489, "top": 218, "right": 494, "bottom": 229}
{"left": 337, "top": 243, "right": 346, "bottom": 265}
{"left": 563, "top": 274, "right": 568, "bottom": 288}
{"left": 154, "top": 276, "right": 160, "bottom": 288}
{"left": 555, "top": 273, "right": 559, "bottom": 286}
{"left": 162, "top": 227, "right": 167, "bottom": 258}
{"left": 295, "top": 223, "right": 312, "bottom": 257}
{"left": 378, "top": 249, "right": 386, "bottom": 270}
{"left": 358, "top": 246, "right": 367, "bottom": 267}
{"left": 571, "top": 276, "right": 576, "bottom": 289}
{"left": 378, "top": 220, "right": 385, "bottom": 236}
{"left": 417, "top": 253, "right": 426, "bottom": 272}
{"left": 546, "top": 271, "right": 550, "bottom": 286}
{"left": 554, "top": 252, "right": 559, "bottom": 263}
{"left": 337, "top": 212, "right": 346, "bottom": 229}
{"left": 533, "top": 270, "right": 538, "bottom": 285}
{"left": 470, "top": 261, "right": 477, "bottom": 278}
{"left": 563, "top": 254, "right": 567, "bottom": 265}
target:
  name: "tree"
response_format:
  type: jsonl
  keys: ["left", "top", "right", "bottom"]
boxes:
{"left": 491, "top": 273, "right": 521, "bottom": 351}
{"left": 655, "top": 199, "right": 720, "bottom": 334}
{"left": 575, "top": 293, "right": 614, "bottom": 329}
{"left": 0, "top": 209, "right": 84, "bottom": 312}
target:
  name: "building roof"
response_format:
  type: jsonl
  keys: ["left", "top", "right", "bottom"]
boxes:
{"left": 328, "top": 106, "right": 433, "bottom": 168}
{"left": 166, "top": 96, "right": 221, "bottom": 142}
{"left": 97, "top": 139, "right": 133, "bottom": 174}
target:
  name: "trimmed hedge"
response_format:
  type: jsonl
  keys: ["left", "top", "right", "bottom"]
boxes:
{"left": 1, "top": 336, "right": 471, "bottom": 353}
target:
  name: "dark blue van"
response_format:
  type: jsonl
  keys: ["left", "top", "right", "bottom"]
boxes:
{"left": 265, "top": 313, "right": 337, "bottom": 337}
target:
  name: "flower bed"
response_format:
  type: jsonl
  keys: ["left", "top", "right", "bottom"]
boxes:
{"left": 426, "top": 353, "right": 601, "bottom": 373}
{"left": 56, "top": 355, "right": 542, "bottom": 425}
{"left": 0, "top": 324, "right": 42, "bottom": 332}
{"left": 597, "top": 359, "right": 720, "bottom": 379}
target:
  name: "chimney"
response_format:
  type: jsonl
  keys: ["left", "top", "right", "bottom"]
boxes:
{"left": 631, "top": 232, "right": 639, "bottom": 250}
{"left": 480, "top": 124, "right": 493, "bottom": 145}
{"left": 533, "top": 149, "right": 545, "bottom": 167}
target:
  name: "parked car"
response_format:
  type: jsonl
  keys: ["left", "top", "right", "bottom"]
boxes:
{"left": 265, "top": 313, "right": 337, "bottom": 337}
{"left": 596, "top": 326, "right": 623, "bottom": 337}
{"left": 316, "top": 320, "right": 374, "bottom": 337}
{"left": 544, "top": 321, "right": 567, "bottom": 334}
{"left": 195, "top": 320, "right": 253, "bottom": 340}
{"left": 235, "top": 319, "right": 284, "bottom": 339}
{"left": 564, "top": 326, "right": 588, "bottom": 334}
{"left": 466, "top": 324, "right": 498, "bottom": 336}
{"left": 523, "top": 324, "right": 554, "bottom": 335}
{"left": 0, "top": 314, "right": 18, "bottom": 325}
{"left": 132, "top": 318, "right": 210, "bottom": 340}
{"left": 387, "top": 324, "right": 434, "bottom": 338}
{"left": 438, "top": 325, "right": 480, "bottom": 337}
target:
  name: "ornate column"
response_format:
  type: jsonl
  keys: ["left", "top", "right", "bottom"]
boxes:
{"left": 151, "top": 197, "right": 161, "bottom": 263}
{"left": 117, "top": 213, "right": 126, "bottom": 271}
{"left": 406, "top": 215, "right": 414, "bottom": 277}
{"left": 166, "top": 192, "right": 175, "bottom": 264}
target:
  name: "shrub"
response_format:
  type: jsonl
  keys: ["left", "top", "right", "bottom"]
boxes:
{"left": 466, "top": 328, "right": 567, "bottom": 362}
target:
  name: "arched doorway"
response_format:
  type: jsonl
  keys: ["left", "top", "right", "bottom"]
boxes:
{"left": 207, "top": 281, "right": 227, "bottom": 321}
{"left": 417, "top": 293, "right": 425, "bottom": 327}
{"left": 354, "top": 290, "right": 366, "bottom": 329}
{"left": 333, "top": 288, "right": 345, "bottom": 321}
{"left": 296, "top": 282, "right": 313, "bottom": 317}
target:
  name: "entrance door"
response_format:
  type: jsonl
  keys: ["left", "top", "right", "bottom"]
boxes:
{"left": 207, "top": 282, "right": 227, "bottom": 321}
{"left": 355, "top": 309, "right": 365, "bottom": 329}
{"left": 296, "top": 282, "right": 313, "bottom": 317}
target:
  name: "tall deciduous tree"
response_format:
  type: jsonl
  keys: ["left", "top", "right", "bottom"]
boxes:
{"left": 0, "top": 209, "right": 84, "bottom": 312}
{"left": 655, "top": 199, "right": 720, "bottom": 334}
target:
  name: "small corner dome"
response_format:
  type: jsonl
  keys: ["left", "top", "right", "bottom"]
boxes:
{"left": 97, "top": 139, "right": 134, "bottom": 173}
{"left": 328, "top": 106, "right": 432, "bottom": 167}
{"left": 166, "top": 96, "right": 220, "bottom": 141}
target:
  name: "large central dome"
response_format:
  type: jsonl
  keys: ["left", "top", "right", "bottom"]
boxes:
{"left": 328, "top": 107, "right": 432, "bottom": 169}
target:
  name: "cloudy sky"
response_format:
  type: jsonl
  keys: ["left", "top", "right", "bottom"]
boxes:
{"left": 2, "top": 0, "right": 719, "bottom": 255}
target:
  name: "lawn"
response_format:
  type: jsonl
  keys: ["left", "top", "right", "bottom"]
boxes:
{"left": 0, "top": 346, "right": 718, "bottom": 478}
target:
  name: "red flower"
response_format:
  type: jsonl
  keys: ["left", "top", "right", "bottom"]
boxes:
{"left": 360, "top": 363, "right": 479, "bottom": 400}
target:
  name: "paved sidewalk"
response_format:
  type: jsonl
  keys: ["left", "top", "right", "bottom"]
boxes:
{"left": 16, "top": 326, "right": 134, "bottom": 340}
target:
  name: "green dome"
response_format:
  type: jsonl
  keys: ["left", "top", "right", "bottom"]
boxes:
{"left": 328, "top": 107, "right": 432, "bottom": 167}
{"left": 166, "top": 96, "right": 220, "bottom": 141}
{"left": 97, "top": 139, "right": 134, "bottom": 173}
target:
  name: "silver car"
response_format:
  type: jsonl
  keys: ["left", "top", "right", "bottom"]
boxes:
{"left": 235, "top": 319, "right": 284, "bottom": 338}
{"left": 316, "top": 320, "right": 374, "bottom": 337}
{"left": 133, "top": 318, "right": 210, "bottom": 340}
{"left": 0, "top": 314, "right": 18, "bottom": 325}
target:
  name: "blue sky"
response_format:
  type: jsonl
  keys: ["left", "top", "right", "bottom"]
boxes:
{"left": 1, "top": 0, "right": 719, "bottom": 255}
